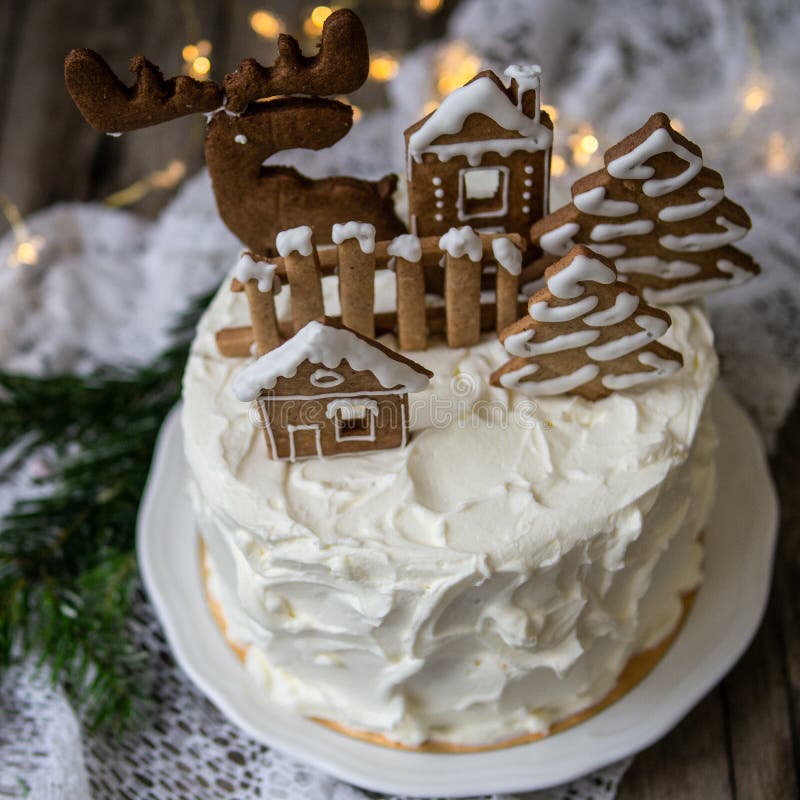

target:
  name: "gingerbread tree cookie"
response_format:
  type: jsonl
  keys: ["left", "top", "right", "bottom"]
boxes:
{"left": 491, "top": 245, "right": 682, "bottom": 400}
{"left": 530, "top": 113, "right": 759, "bottom": 303}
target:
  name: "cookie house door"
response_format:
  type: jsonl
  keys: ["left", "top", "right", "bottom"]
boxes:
{"left": 287, "top": 424, "right": 322, "bottom": 460}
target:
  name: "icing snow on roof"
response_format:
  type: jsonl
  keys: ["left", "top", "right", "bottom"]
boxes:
{"left": 233, "top": 321, "right": 431, "bottom": 401}
{"left": 408, "top": 72, "right": 552, "bottom": 163}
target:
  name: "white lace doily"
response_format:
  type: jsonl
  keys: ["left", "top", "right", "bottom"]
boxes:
{"left": 2, "top": 590, "right": 631, "bottom": 800}
{"left": 1, "top": 0, "right": 799, "bottom": 797}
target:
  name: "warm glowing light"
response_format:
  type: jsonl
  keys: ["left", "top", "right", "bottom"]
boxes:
{"left": 766, "top": 132, "right": 790, "bottom": 173}
{"left": 417, "top": 0, "right": 443, "bottom": 11}
{"left": 422, "top": 99, "right": 439, "bottom": 115}
{"left": 151, "top": 160, "right": 187, "bottom": 189}
{"left": 436, "top": 42, "right": 480, "bottom": 96}
{"left": 369, "top": 53, "right": 399, "bottom": 82}
{"left": 541, "top": 104, "right": 559, "bottom": 123}
{"left": 351, "top": 105, "right": 363, "bottom": 123}
{"left": 250, "top": 10, "right": 283, "bottom": 39}
{"left": 192, "top": 56, "right": 211, "bottom": 76}
{"left": 579, "top": 134, "right": 598, "bottom": 154}
{"left": 182, "top": 44, "right": 199, "bottom": 62}
{"left": 311, "top": 5, "right": 333, "bottom": 28}
{"left": 104, "top": 160, "right": 188, "bottom": 207}
{"left": 568, "top": 125, "right": 599, "bottom": 167}
{"left": 743, "top": 84, "right": 771, "bottom": 114}
{"left": 550, "top": 153, "right": 567, "bottom": 177}
{"left": 12, "top": 239, "right": 42, "bottom": 266}
{"left": 671, "top": 118, "right": 685, "bottom": 134}
{"left": 196, "top": 39, "right": 212, "bottom": 56}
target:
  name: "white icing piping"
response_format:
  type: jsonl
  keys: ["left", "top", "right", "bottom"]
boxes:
{"left": 439, "top": 226, "right": 483, "bottom": 262}
{"left": 276, "top": 225, "right": 314, "bottom": 258}
{"left": 585, "top": 314, "right": 669, "bottom": 361}
{"left": 573, "top": 186, "right": 638, "bottom": 217}
{"left": 602, "top": 351, "right": 681, "bottom": 390}
{"left": 233, "top": 252, "right": 281, "bottom": 294}
{"left": 233, "top": 321, "right": 430, "bottom": 401}
{"left": 642, "top": 259, "right": 754, "bottom": 303}
{"left": 658, "top": 186, "right": 724, "bottom": 222}
{"left": 387, "top": 234, "right": 422, "bottom": 263}
{"left": 491, "top": 237, "right": 523, "bottom": 275}
{"left": 529, "top": 295, "right": 599, "bottom": 322}
{"left": 547, "top": 255, "right": 616, "bottom": 299}
{"left": 499, "top": 362, "right": 600, "bottom": 394}
{"left": 332, "top": 221, "right": 376, "bottom": 254}
{"left": 504, "top": 328, "right": 600, "bottom": 357}
{"left": 407, "top": 73, "right": 552, "bottom": 174}
{"left": 616, "top": 256, "right": 700, "bottom": 279}
{"left": 607, "top": 127, "right": 702, "bottom": 198}
{"left": 659, "top": 216, "right": 747, "bottom": 252}
{"left": 590, "top": 219, "right": 654, "bottom": 241}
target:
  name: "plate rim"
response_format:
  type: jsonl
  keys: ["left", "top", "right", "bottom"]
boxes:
{"left": 136, "top": 385, "right": 779, "bottom": 797}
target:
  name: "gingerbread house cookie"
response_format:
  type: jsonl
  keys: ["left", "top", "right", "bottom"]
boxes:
{"left": 405, "top": 66, "right": 553, "bottom": 250}
{"left": 232, "top": 319, "right": 432, "bottom": 460}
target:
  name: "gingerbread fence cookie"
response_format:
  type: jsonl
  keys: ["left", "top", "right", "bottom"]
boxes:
{"left": 530, "top": 113, "right": 760, "bottom": 303}
{"left": 64, "top": 9, "right": 405, "bottom": 254}
{"left": 491, "top": 245, "right": 683, "bottom": 400}
{"left": 217, "top": 226, "right": 527, "bottom": 358}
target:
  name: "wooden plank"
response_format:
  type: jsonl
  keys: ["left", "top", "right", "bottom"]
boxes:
{"left": 723, "top": 597, "right": 798, "bottom": 800}
{"left": 0, "top": 0, "right": 219, "bottom": 218}
{"left": 617, "top": 691, "right": 733, "bottom": 799}
{"left": 0, "top": 2, "right": 24, "bottom": 146}
{"left": 770, "top": 399, "right": 800, "bottom": 794}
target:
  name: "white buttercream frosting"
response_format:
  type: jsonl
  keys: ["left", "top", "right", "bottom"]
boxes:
{"left": 183, "top": 267, "right": 718, "bottom": 747}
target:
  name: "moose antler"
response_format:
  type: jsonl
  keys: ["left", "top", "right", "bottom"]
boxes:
{"left": 64, "top": 49, "right": 224, "bottom": 132}
{"left": 223, "top": 8, "right": 369, "bottom": 114}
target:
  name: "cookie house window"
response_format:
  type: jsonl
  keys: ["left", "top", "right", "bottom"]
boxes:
{"left": 327, "top": 398, "right": 378, "bottom": 442}
{"left": 459, "top": 166, "right": 509, "bottom": 220}
{"left": 310, "top": 369, "right": 344, "bottom": 388}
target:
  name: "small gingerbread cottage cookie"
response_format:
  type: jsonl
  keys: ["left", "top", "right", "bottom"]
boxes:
{"left": 491, "top": 245, "right": 682, "bottom": 399}
{"left": 233, "top": 320, "right": 432, "bottom": 461}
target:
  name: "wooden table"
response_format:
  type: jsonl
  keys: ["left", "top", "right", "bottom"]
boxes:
{"left": 1, "top": 2, "right": 797, "bottom": 797}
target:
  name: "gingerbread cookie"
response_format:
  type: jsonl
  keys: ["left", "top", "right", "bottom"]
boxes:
{"left": 64, "top": 10, "right": 405, "bottom": 254}
{"left": 404, "top": 67, "right": 553, "bottom": 255}
{"left": 232, "top": 319, "right": 432, "bottom": 461}
{"left": 64, "top": 49, "right": 223, "bottom": 132}
{"left": 530, "top": 113, "right": 760, "bottom": 303}
{"left": 224, "top": 9, "right": 369, "bottom": 113}
{"left": 491, "top": 245, "right": 683, "bottom": 400}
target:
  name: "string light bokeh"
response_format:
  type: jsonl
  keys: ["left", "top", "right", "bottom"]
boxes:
{"left": 2, "top": 1, "right": 795, "bottom": 269}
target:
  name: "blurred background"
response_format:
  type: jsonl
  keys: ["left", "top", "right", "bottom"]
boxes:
{"left": 2, "top": 0, "right": 796, "bottom": 226}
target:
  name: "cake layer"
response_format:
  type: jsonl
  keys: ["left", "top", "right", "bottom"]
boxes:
{"left": 183, "top": 269, "right": 718, "bottom": 746}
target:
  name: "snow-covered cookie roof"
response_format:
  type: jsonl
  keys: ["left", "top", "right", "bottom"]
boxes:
{"left": 233, "top": 320, "right": 432, "bottom": 401}
{"left": 407, "top": 70, "right": 553, "bottom": 164}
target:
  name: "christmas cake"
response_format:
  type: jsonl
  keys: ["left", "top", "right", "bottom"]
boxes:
{"left": 66, "top": 9, "right": 759, "bottom": 750}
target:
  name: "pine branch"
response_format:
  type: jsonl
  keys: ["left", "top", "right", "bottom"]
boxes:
{"left": 0, "top": 291, "right": 213, "bottom": 731}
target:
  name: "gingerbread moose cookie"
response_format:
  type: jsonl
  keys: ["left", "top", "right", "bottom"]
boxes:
{"left": 64, "top": 9, "right": 405, "bottom": 254}
{"left": 491, "top": 245, "right": 683, "bottom": 400}
{"left": 530, "top": 113, "right": 759, "bottom": 303}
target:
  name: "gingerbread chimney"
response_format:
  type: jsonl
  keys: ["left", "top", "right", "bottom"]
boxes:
{"left": 503, "top": 64, "right": 542, "bottom": 122}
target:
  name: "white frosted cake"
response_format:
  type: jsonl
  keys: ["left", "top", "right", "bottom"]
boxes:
{"left": 183, "top": 268, "right": 718, "bottom": 749}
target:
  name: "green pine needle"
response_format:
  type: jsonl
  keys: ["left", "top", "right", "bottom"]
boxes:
{"left": 0, "top": 291, "right": 213, "bottom": 731}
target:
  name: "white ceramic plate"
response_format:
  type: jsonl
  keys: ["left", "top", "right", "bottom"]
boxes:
{"left": 137, "top": 386, "right": 778, "bottom": 798}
